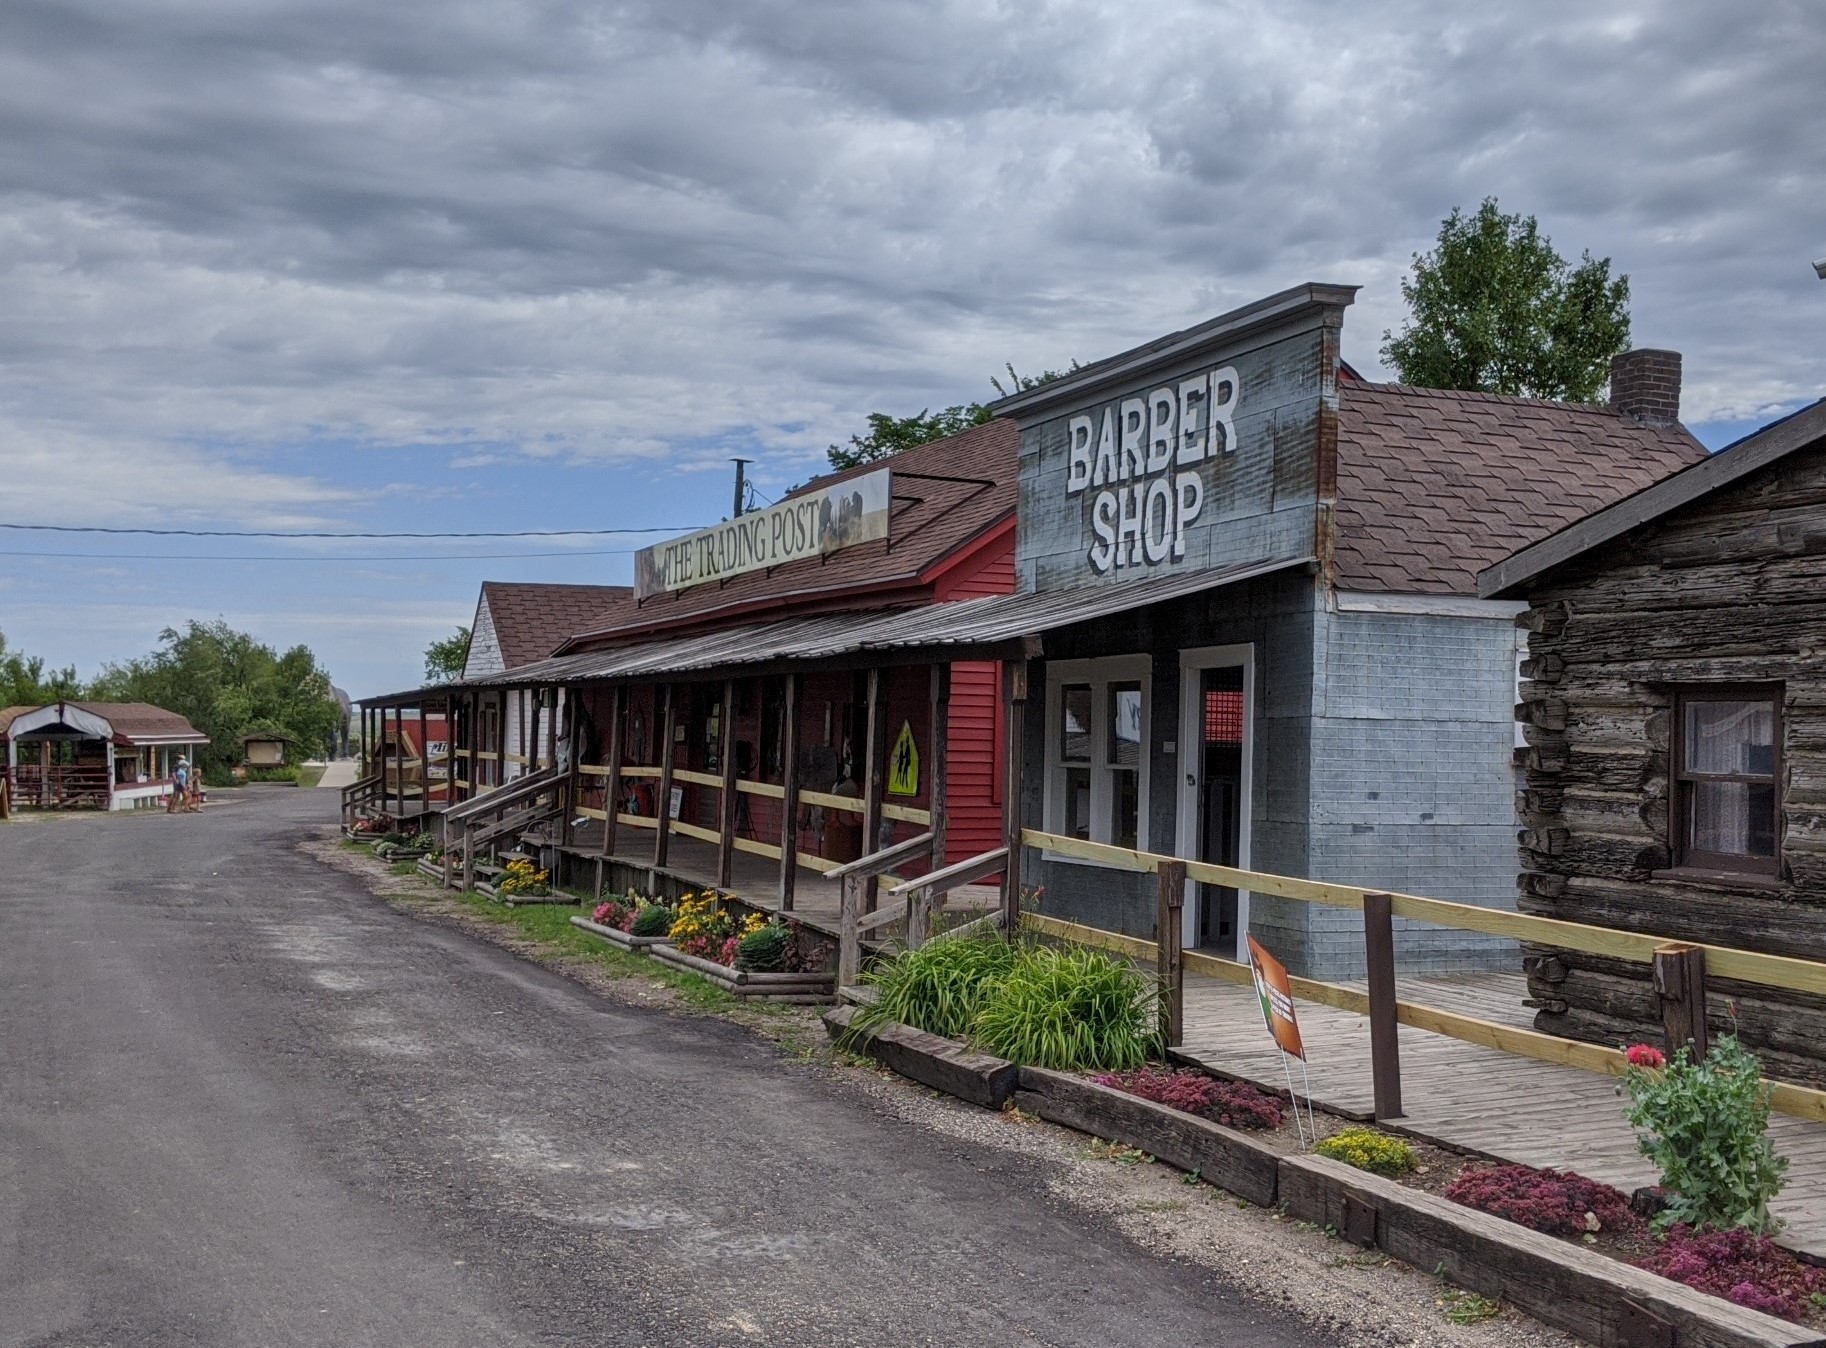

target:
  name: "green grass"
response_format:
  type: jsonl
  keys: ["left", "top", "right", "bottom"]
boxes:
{"left": 296, "top": 763, "right": 326, "bottom": 789}
{"left": 450, "top": 891, "right": 734, "bottom": 1011}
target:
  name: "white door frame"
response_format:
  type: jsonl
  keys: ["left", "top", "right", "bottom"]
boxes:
{"left": 1176, "top": 643, "right": 1255, "bottom": 960}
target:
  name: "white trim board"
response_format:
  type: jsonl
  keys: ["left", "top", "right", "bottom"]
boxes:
{"left": 1176, "top": 644, "right": 1255, "bottom": 961}
{"left": 1333, "top": 591, "right": 1528, "bottom": 620}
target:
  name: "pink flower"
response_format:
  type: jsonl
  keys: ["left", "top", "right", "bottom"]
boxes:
{"left": 1625, "top": 1044, "right": 1666, "bottom": 1069}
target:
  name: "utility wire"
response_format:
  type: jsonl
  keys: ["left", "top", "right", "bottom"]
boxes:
{"left": 0, "top": 547, "right": 644, "bottom": 563}
{"left": 0, "top": 522, "right": 704, "bottom": 540}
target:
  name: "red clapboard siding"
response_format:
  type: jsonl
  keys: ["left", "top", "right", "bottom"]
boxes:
{"left": 944, "top": 660, "right": 1003, "bottom": 864}
{"left": 931, "top": 524, "right": 1015, "bottom": 602}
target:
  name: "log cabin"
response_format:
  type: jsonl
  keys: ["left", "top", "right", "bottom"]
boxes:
{"left": 1482, "top": 385, "right": 1826, "bottom": 1085}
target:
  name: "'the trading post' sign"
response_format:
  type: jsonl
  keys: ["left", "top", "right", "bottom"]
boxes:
{"left": 634, "top": 468, "right": 892, "bottom": 600}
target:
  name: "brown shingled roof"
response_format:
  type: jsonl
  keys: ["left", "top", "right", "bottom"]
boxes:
{"left": 480, "top": 582, "right": 634, "bottom": 667}
{"left": 0, "top": 701, "right": 208, "bottom": 744}
{"left": 1333, "top": 382, "right": 1708, "bottom": 595}
{"left": 560, "top": 417, "right": 1017, "bottom": 650}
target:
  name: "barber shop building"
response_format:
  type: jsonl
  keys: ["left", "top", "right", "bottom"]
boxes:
{"left": 997, "top": 283, "right": 1703, "bottom": 974}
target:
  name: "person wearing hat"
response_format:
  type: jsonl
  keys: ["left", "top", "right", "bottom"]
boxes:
{"left": 170, "top": 756, "right": 190, "bottom": 813}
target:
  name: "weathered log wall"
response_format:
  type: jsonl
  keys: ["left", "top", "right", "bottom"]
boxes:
{"left": 1516, "top": 438, "right": 1826, "bottom": 1087}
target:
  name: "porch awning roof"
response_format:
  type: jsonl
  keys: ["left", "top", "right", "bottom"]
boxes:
{"left": 439, "top": 554, "right": 1308, "bottom": 690}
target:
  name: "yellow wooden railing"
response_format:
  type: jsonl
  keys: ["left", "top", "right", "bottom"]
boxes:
{"left": 1021, "top": 829, "right": 1826, "bottom": 1125}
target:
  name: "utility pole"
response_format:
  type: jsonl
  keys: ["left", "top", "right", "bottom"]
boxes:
{"left": 732, "top": 458, "right": 752, "bottom": 517}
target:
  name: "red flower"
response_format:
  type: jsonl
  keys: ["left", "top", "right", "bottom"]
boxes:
{"left": 1626, "top": 1044, "right": 1666, "bottom": 1069}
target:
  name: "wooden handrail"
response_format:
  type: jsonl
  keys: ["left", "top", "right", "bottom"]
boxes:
{"left": 825, "top": 831, "right": 934, "bottom": 882}
{"left": 444, "top": 765, "right": 561, "bottom": 823}
{"left": 1021, "top": 829, "right": 1826, "bottom": 1000}
{"left": 882, "top": 846, "right": 1007, "bottom": 899}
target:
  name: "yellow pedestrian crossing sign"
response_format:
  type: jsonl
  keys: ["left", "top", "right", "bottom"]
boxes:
{"left": 888, "top": 721, "right": 920, "bottom": 796}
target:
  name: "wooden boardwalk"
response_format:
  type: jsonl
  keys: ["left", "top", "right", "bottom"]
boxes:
{"left": 1178, "top": 971, "right": 1826, "bottom": 1259}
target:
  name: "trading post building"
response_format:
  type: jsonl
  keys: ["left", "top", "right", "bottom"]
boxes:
{"left": 359, "top": 282, "right": 1704, "bottom": 979}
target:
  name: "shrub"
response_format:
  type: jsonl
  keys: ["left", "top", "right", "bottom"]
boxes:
{"left": 1096, "top": 1066, "right": 1219, "bottom": 1114}
{"left": 1206, "top": 1080, "right": 1285, "bottom": 1130}
{"left": 853, "top": 936, "right": 1020, "bottom": 1041}
{"left": 971, "top": 944, "right": 1159, "bottom": 1072}
{"left": 1624, "top": 1035, "right": 1789, "bottom": 1232}
{"left": 1316, "top": 1127, "right": 1417, "bottom": 1177}
{"left": 244, "top": 764, "right": 300, "bottom": 783}
{"left": 736, "top": 921, "right": 792, "bottom": 972}
{"left": 1444, "top": 1164, "right": 1638, "bottom": 1236}
{"left": 630, "top": 904, "right": 674, "bottom": 938}
{"left": 1638, "top": 1226, "right": 1826, "bottom": 1321}
{"left": 1093, "top": 1067, "right": 1285, "bottom": 1129}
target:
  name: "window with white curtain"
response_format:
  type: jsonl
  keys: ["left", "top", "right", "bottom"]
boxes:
{"left": 1673, "top": 686, "right": 1780, "bottom": 875}
{"left": 1045, "top": 656, "right": 1150, "bottom": 852}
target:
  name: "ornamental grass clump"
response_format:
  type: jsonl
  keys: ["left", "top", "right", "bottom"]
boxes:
{"left": 1638, "top": 1226, "right": 1826, "bottom": 1322}
{"left": 1623, "top": 1035, "right": 1788, "bottom": 1233}
{"left": 971, "top": 944, "right": 1159, "bottom": 1073}
{"left": 1444, "top": 1164, "right": 1638, "bottom": 1237}
{"left": 853, "top": 936, "right": 1019, "bottom": 1041}
{"left": 1316, "top": 1127, "right": 1417, "bottom": 1177}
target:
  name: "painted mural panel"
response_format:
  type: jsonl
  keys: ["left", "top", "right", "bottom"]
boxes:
{"left": 1015, "top": 317, "right": 1332, "bottom": 593}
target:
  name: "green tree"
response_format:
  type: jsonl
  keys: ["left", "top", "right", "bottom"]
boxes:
{"left": 1380, "top": 199, "right": 1630, "bottom": 403}
{"left": 424, "top": 626, "right": 471, "bottom": 682}
{"left": 825, "top": 362, "right": 1079, "bottom": 471}
{"left": 0, "top": 631, "right": 81, "bottom": 707}
{"left": 89, "top": 620, "right": 343, "bottom": 775}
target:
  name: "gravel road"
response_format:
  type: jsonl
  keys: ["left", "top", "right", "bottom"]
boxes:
{"left": 0, "top": 789, "right": 1572, "bottom": 1348}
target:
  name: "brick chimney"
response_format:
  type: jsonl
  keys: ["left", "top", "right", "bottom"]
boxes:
{"left": 1610, "top": 348, "right": 1682, "bottom": 426}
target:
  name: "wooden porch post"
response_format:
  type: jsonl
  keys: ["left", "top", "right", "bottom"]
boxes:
{"left": 601, "top": 684, "right": 625, "bottom": 861}
{"left": 999, "top": 659, "right": 1028, "bottom": 929}
{"left": 560, "top": 686, "right": 580, "bottom": 851}
{"left": 778, "top": 673, "right": 800, "bottom": 911}
{"left": 494, "top": 690, "right": 507, "bottom": 789}
{"left": 928, "top": 663, "right": 950, "bottom": 868}
{"left": 545, "top": 686, "right": 558, "bottom": 771}
{"left": 653, "top": 684, "right": 677, "bottom": 870}
{"left": 387, "top": 707, "right": 399, "bottom": 821}
{"left": 1363, "top": 891, "right": 1404, "bottom": 1120}
{"left": 716, "top": 678, "right": 738, "bottom": 889}
{"left": 861, "top": 667, "right": 887, "bottom": 911}
{"left": 1654, "top": 943, "right": 1709, "bottom": 1062}
{"left": 515, "top": 688, "right": 528, "bottom": 781}
{"left": 1157, "top": 859, "right": 1186, "bottom": 1047}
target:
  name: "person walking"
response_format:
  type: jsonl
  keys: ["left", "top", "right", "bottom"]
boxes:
{"left": 170, "top": 756, "right": 190, "bottom": 814}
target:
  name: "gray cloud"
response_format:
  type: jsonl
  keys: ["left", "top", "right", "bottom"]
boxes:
{"left": 1, "top": 0, "right": 1823, "bottom": 524}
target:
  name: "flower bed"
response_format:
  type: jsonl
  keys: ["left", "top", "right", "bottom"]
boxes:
{"left": 820, "top": 1010, "right": 1824, "bottom": 1345}
{"left": 570, "top": 894, "right": 676, "bottom": 951}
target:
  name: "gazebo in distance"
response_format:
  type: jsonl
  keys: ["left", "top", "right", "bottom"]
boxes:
{"left": 0, "top": 701, "right": 208, "bottom": 810}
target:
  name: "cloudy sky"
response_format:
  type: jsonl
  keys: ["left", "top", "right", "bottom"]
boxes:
{"left": 2, "top": 0, "right": 1822, "bottom": 698}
